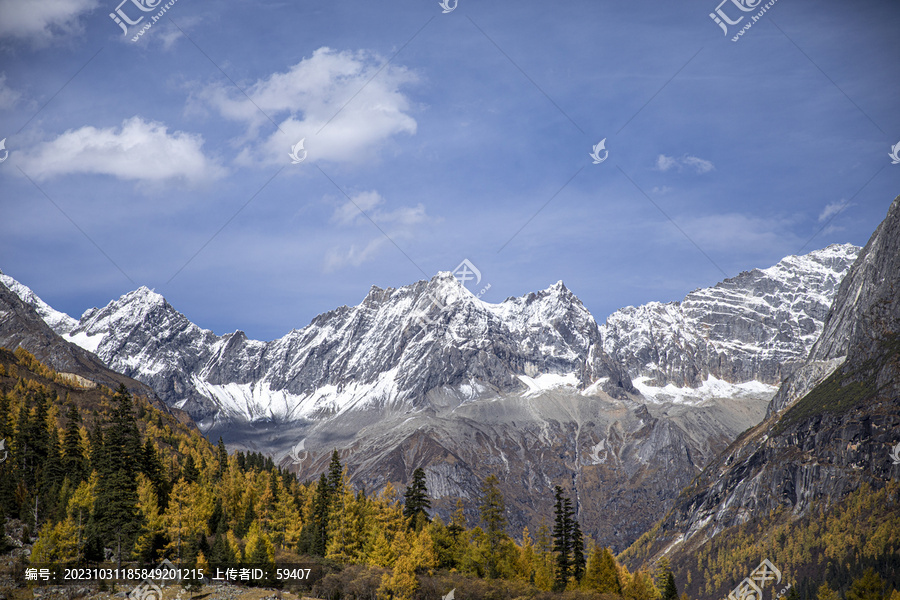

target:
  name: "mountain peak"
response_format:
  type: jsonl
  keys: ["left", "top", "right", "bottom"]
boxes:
{"left": 125, "top": 285, "right": 166, "bottom": 305}
{"left": 602, "top": 243, "right": 860, "bottom": 388}
{"left": 0, "top": 271, "right": 79, "bottom": 334}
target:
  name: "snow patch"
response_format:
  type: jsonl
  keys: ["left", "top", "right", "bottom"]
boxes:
{"left": 64, "top": 331, "right": 104, "bottom": 354}
{"left": 0, "top": 273, "right": 79, "bottom": 334}
{"left": 517, "top": 372, "right": 580, "bottom": 396}
{"left": 633, "top": 375, "right": 777, "bottom": 405}
{"left": 581, "top": 377, "right": 609, "bottom": 396}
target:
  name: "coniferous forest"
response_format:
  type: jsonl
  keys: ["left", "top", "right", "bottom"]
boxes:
{"left": 0, "top": 346, "right": 898, "bottom": 600}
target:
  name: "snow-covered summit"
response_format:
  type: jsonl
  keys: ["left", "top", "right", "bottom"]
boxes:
{"left": 0, "top": 270, "right": 79, "bottom": 334}
{"left": 1, "top": 243, "right": 860, "bottom": 424}
{"left": 600, "top": 243, "right": 861, "bottom": 387}
{"left": 12, "top": 272, "right": 629, "bottom": 423}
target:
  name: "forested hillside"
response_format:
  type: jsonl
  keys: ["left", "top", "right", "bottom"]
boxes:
{"left": 0, "top": 346, "right": 663, "bottom": 599}
{"left": 1, "top": 346, "right": 897, "bottom": 600}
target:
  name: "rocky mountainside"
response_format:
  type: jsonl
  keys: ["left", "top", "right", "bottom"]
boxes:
{"left": 622, "top": 195, "right": 900, "bottom": 592}
{"left": 0, "top": 243, "right": 863, "bottom": 551}
{"left": 767, "top": 223, "right": 897, "bottom": 416}
{"left": 3, "top": 245, "right": 858, "bottom": 428}
{"left": 600, "top": 244, "right": 859, "bottom": 391}
{"left": 29, "top": 275, "right": 635, "bottom": 425}
{"left": 0, "top": 273, "right": 766, "bottom": 553}
{"left": 0, "top": 273, "right": 185, "bottom": 418}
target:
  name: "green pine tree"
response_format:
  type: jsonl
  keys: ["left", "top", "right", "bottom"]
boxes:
{"left": 552, "top": 486, "right": 573, "bottom": 590}
{"left": 402, "top": 467, "right": 431, "bottom": 527}
{"left": 93, "top": 385, "right": 142, "bottom": 564}
{"left": 215, "top": 437, "right": 228, "bottom": 479}
{"left": 326, "top": 449, "right": 342, "bottom": 495}
{"left": 479, "top": 474, "right": 507, "bottom": 579}
{"left": 571, "top": 518, "right": 585, "bottom": 582}
{"left": 847, "top": 568, "right": 885, "bottom": 600}
{"left": 182, "top": 453, "right": 199, "bottom": 483}
{"left": 62, "top": 405, "right": 86, "bottom": 483}
{"left": 39, "top": 425, "right": 65, "bottom": 522}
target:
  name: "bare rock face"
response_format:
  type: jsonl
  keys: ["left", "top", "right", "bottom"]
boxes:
{"left": 624, "top": 194, "right": 900, "bottom": 579}
{"left": 600, "top": 243, "right": 859, "bottom": 389}
{"left": 768, "top": 197, "right": 900, "bottom": 417}
{"left": 0, "top": 242, "right": 862, "bottom": 552}
{"left": 0, "top": 275, "right": 175, "bottom": 413}
{"left": 286, "top": 385, "right": 769, "bottom": 553}
{"left": 38, "top": 275, "right": 633, "bottom": 425}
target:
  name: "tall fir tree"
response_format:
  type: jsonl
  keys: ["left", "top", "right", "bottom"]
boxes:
{"left": 93, "top": 385, "right": 142, "bottom": 564}
{"left": 571, "top": 517, "right": 585, "bottom": 581}
{"left": 552, "top": 486, "right": 573, "bottom": 590}
{"left": 479, "top": 474, "right": 507, "bottom": 579}
{"left": 140, "top": 438, "right": 167, "bottom": 508}
{"left": 215, "top": 437, "right": 228, "bottom": 479}
{"left": 402, "top": 467, "right": 431, "bottom": 527}
{"left": 39, "top": 425, "right": 65, "bottom": 523}
{"left": 62, "top": 405, "right": 86, "bottom": 484}
{"left": 326, "top": 449, "right": 343, "bottom": 495}
{"left": 182, "top": 453, "right": 199, "bottom": 483}
{"left": 303, "top": 473, "right": 331, "bottom": 556}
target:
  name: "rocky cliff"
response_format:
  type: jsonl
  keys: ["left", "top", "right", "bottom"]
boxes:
{"left": 600, "top": 244, "right": 859, "bottom": 390}
{"left": 621, "top": 195, "right": 900, "bottom": 587}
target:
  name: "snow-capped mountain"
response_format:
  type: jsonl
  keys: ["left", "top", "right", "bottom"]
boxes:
{"left": 0, "top": 271, "right": 79, "bottom": 335}
{"left": 40, "top": 274, "right": 633, "bottom": 425}
{"left": 0, "top": 243, "right": 861, "bottom": 551}
{"left": 623, "top": 195, "right": 900, "bottom": 596}
{"left": 600, "top": 243, "right": 859, "bottom": 394}
{"left": 3, "top": 245, "right": 858, "bottom": 427}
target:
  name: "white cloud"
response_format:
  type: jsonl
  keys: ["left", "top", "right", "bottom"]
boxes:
{"left": 195, "top": 47, "right": 417, "bottom": 166}
{"left": 0, "top": 73, "right": 22, "bottom": 109}
{"left": 324, "top": 190, "right": 431, "bottom": 270}
{"left": 655, "top": 155, "right": 678, "bottom": 172}
{"left": 818, "top": 200, "right": 849, "bottom": 223}
{"left": 655, "top": 154, "right": 715, "bottom": 174}
{"left": 0, "top": 0, "right": 99, "bottom": 44}
{"left": 17, "top": 116, "right": 225, "bottom": 185}
{"left": 682, "top": 155, "right": 715, "bottom": 174}
{"left": 131, "top": 16, "right": 200, "bottom": 50}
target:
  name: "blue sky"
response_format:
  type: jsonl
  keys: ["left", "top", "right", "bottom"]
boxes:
{"left": 1, "top": 0, "right": 898, "bottom": 340}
